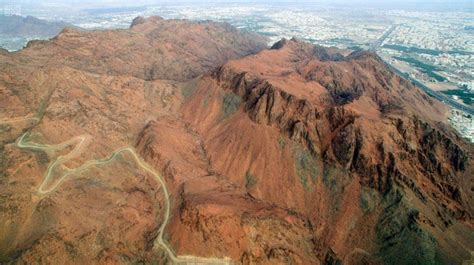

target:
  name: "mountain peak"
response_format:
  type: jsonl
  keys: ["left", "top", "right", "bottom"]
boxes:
{"left": 18, "top": 16, "right": 267, "bottom": 81}
{"left": 130, "top": 15, "right": 164, "bottom": 28}
{"left": 1, "top": 15, "right": 472, "bottom": 265}
{"left": 270, "top": 37, "right": 304, "bottom": 50}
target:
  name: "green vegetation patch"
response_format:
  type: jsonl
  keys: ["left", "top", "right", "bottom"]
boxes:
{"left": 245, "top": 170, "right": 257, "bottom": 189}
{"left": 292, "top": 144, "right": 319, "bottom": 189}
{"left": 202, "top": 90, "right": 212, "bottom": 107}
{"left": 359, "top": 187, "right": 379, "bottom": 213}
{"left": 323, "top": 165, "right": 338, "bottom": 192}
{"left": 384, "top": 44, "right": 442, "bottom": 56}
{"left": 221, "top": 92, "right": 241, "bottom": 120}
{"left": 181, "top": 81, "right": 197, "bottom": 100}
{"left": 0, "top": 124, "right": 12, "bottom": 134}
{"left": 322, "top": 164, "right": 351, "bottom": 200}
{"left": 34, "top": 149, "right": 50, "bottom": 165}
{"left": 393, "top": 56, "right": 446, "bottom": 82}
{"left": 36, "top": 88, "right": 55, "bottom": 120}
{"left": 376, "top": 189, "right": 445, "bottom": 265}
{"left": 441, "top": 87, "right": 473, "bottom": 106}
{"left": 277, "top": 136, "right": 286, "bottom": 149}
{"left": 21, "top": 133, "right": 50, "bottom": 165}
{"left": 383, "top": 44, "right": 473, "bottom": 56}
{"left": 0, "top": 145, "right": 8, "bottom": 179}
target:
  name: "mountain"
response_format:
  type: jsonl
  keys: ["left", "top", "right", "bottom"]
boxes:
{"left": 175, "top": 38, "right": 473, "bottom": 264}
{"left": 0, "top": 15, "right": 73, "bottom": 51}
{"left": 0, "top": 17, "right": 472, "bottom": 265}
{"left": 17, "top": 16, "right": 267, "bottom": 81}
{"left": 0, "top": 15, "right": 71, "bottom": 37}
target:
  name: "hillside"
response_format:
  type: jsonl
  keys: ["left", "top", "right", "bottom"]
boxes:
{"left": 0, "top": 17, "right": 472, "bottom": 265}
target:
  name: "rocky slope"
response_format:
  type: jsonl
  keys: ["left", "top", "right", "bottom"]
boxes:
{"left": 172, "top": 38, "right": 473, "bottom": 264}
{"left": 0, "top": 16, "right": 267, "bottom": 264}
{"left": 0, "top": 17, "right": 472, "bottom": 265}
{"left": 15, "top": 16, "right": 267, "bottom": 81}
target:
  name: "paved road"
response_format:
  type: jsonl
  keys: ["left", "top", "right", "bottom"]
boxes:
{"left": 369, "top": 24, "right": 399, "bottom": 51}
{"left": 385, "top": 64, "right": 474, "bottom": 115}
{"left": 16, "top": 132, "right": 231, "bottom": 265}
{"left": 371, "top": 24, "right": 474, "bottom": 115}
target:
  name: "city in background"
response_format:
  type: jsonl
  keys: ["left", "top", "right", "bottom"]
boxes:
{"left": 1, "top": 0, "right": 472, "bottom": 141}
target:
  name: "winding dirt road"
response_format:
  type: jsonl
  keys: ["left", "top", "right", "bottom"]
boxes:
{"left": 15, "top": 132, "right": 231, "bottom": 265}
{"left": 17, "top": 133, "right": 91, "bottom": 194}
{"left": 0, "top": 116, "right": 40, "bottom": 124}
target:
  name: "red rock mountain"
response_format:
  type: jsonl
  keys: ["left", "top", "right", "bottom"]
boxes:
{"left": 0, "top": 17, "right": 472, "bottom": 265}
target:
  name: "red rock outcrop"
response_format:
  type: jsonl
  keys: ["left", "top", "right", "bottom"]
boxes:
{"left": 174, "top": 38, "right": 473, "bottom": 264}
{"left": 0, "top": 16, "right": 472, "bottom": 265}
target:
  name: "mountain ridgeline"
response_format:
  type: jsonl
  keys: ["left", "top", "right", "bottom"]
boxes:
{"left": 0, "top": 15, "right": 71, "bottom": 37}
{"left": 0, "top": 16, "right": 472, "bottom": 265}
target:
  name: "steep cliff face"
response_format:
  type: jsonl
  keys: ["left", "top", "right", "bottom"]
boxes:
{"left": 210, "top": 49, "right": 470, "bottom": 210}
{"left": 173, "top": 38, "right": 473, "bottom": 264}
{"left": 134, "top": 117, "right": 322, "bottom": 264}
{"left": 1, "top": 15, "right": 472, "bottom": 265}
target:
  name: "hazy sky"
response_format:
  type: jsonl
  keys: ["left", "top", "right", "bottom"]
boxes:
{"left": 4, "top": 0, "right": 472, "bottom": 3}
{"left": 1, "top": 0, "right": 472, "bottom": 12}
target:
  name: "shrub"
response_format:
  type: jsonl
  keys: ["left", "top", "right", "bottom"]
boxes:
{"left": 181, "top": 82, "right": 197, "bottom": 99}
{"left": 278, "top": 136, "right": 286, "bottom": 149}
{"left": 292, "top": 144, "right": 319, "bottom": 188}
{"left": 359, "top": 187, "right": 378, "bottom": 213}
{"left": 245, "top": 170, "right": 257, "bottom": 188}
{"left": 202, "top": 90, "right": 211, "bottom": 107}
{"left": 221, "top": 92, "right": 241, "bottom": 119}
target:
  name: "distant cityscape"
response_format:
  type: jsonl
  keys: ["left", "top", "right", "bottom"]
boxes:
{"left": 0, "top": 2, "right": 473, "bottom": 142}
{"left": 1, "top": 4, "right": 21, "bottom": 16}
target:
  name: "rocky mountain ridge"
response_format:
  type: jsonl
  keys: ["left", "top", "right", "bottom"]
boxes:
{"left": 0, "top": 16, "right": 472, "bottom": 265}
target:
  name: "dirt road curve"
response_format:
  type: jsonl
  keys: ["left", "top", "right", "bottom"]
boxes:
{"left": 15, "top": 131, "right": 231, "bottom": 265}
